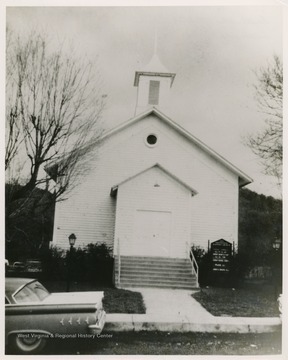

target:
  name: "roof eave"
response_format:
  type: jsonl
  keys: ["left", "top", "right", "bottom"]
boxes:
{"left": 239, "top": 177, "right": 253, "bottom": 188}
{"left": 134, "top": 71, "right": 176, "bottom": 87}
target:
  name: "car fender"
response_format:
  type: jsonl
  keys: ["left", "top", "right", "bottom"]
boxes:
{"left": 6, "top": 305, "right": 101, "bottom": 338}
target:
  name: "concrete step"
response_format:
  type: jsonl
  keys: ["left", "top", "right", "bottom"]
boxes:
{"left": 120, "top": 265, "right": 192, "bottom": 273}
{"left": 120, "top": 271, "right": 194, "bottom": 279}
{"left": 116, "top": 261, "right": 192, "bottom": 270}
{"left": 120, "top": 276, "right": 196, "bottom": 284}
{"left": 117, "top": 256, "right": 191, "bottom": 265}
{"left": 119, "top": 263, "right": 192, "bottom": 270}
{"left": 119, "top": 255, "right": 190, "bottom": 261}
{"left": 119, "top": 281, "right": 198, "bottom": 290}
{"left": 115, "top": 256, "right": 198, "bottom": 290}
{"left": 119, "top": 273, "right": 197, "bottom": 284}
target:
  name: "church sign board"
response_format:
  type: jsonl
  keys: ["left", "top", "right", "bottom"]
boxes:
{"left": 211, "top": 239, "right": 232, "bottom": 272}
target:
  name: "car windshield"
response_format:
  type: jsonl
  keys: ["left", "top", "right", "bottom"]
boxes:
{"left": 14, "top": 281, "right": 50, "bottom": 303}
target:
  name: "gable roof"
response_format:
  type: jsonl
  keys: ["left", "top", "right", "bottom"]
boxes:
{"left": 101, "top": 107, "right": 253, "bottom": 187}
{"left": 110, "top": 163, "right": 198, "bottom": 197}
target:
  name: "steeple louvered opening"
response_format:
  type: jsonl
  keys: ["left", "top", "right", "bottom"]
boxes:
{"left": 148, "top": 80, "right": 160, "bottom": 105}
{"left": 134, "top": 54, "right": 176, "bottom": 115}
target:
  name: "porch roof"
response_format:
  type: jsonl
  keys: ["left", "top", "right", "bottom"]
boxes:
{"left": 110, "top": 163, "right": 198, "bottom": 198}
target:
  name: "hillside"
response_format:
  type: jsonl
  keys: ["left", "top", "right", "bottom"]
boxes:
{"left": 238, "top": 188, "right": 282, "bottom": 266}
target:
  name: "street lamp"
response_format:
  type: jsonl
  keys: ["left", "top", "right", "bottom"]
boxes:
{"left": 66, "top": 233, "right": 77, "bottom": 292}
{"left": 68, "top": 233, "right": 77, "bottom": 249}
{"left": 272, "top": 238, "right": 281, "bottom": 250}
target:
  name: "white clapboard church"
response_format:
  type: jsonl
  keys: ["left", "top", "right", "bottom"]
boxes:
{"left": 51, "top": 52, "right": 252, "bottom": 289}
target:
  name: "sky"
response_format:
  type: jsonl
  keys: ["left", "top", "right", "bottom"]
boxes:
{"left": 4, "top": 2, "right": 284, "bottom": 198}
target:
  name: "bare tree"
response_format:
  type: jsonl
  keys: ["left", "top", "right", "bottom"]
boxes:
{"left": 5, "top": 30, "right": 106, "bottom": 255}
{"left": 5, "top": 28, "right": 23, "bottom": 171}
{"left": 246, "top": 55, "right": 283, "bottom": 185}
{"left": 6, "top": 30, "right": 106, "bottom": 200}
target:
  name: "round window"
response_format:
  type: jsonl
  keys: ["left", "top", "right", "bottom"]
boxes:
{"left": 146, "top": 134, "right": 158, "bottom": 146}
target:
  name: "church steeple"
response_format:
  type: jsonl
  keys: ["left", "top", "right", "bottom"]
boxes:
{"left": 134, "top": 49, "right": 176, "bottom": 115}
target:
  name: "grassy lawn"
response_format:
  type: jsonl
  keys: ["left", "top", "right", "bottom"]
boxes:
{"left": 38, "top": 331, "right": 282, "bottom": 355}
{"left": 192, "top": 284, "right": 280, "bottom": 317}
{"left": 103, "top": 288, "right": 146, "bottom": 314}
{"left": 42, "top": 280, "right": 146, "bottom": 314}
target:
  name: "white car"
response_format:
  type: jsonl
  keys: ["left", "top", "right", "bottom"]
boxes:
{"left": 5, "top": 278, "right": 106, "bottom": 354}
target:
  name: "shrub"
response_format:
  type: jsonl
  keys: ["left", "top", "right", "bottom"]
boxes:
{"left": 191, "top": 245, "right": 212, "bottom": 287}
{"left": 41, "top": 242, "right": 114, "bottom": 286}
{"left": 41, "top": 246, "right": 66, "bottom": 280}
{"left": 80, "top": 243, "right": 114, "bottom": 284}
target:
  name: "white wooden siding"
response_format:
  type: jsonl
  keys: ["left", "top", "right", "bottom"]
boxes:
{"left": 52, "top": 113, "right": 239, "bottom": 252}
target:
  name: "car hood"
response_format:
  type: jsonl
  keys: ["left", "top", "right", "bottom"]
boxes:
{"left": 42, "top": 291, "right": 104, "bottom": 307}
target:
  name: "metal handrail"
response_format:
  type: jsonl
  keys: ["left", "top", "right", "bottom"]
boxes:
{"left": 117, "top": 238, "right": 121, "bottom": 287}
{"left": 189, "top": 248, "right": 199, "bottom": 287}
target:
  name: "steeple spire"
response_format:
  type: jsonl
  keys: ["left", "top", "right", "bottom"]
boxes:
{"left": 153, "top": 28, "right": 158, "bottom": 56}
